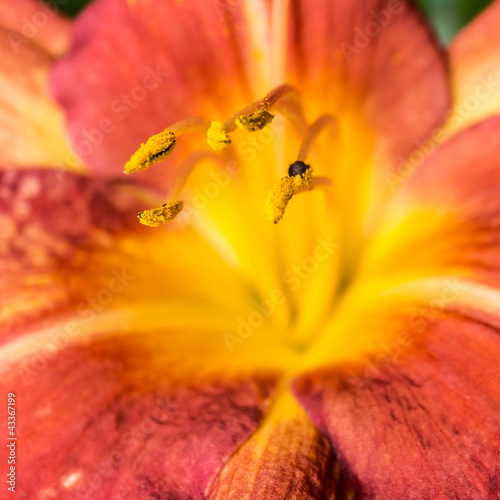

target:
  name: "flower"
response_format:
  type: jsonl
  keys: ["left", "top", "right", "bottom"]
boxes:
{"left": 1, "top": 0, "right": 500, "bottom": 498}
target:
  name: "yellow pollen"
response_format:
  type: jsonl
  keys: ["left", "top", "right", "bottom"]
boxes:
{"left": 124, "top": 130, "right": 176, "bottom": 174}
{"left": 137, "top": 200, "right": 184, "bottom": 227}
{"left": 265, "top": 170, "right": 313, "bottom": 224}
{"left": 236, "top": 110, "right": 275, "bottom": 132}
{"left": 207, "top": 121, "right": 231, "bottom": 151}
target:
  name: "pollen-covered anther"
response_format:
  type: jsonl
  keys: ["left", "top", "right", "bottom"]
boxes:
{"left": 207, "top": 121, "right": 231, "bottom": 151}
{"left": 137, "top": 200, "right": 184, "bottom": 227}
{"left": 236, "top": 109, "right": 275, "bottom": 132}
{"left": 124, "top": 130, "right": 176, "bottom": 174}
{"left": 265, "top": 164, "right": 313, "bottom": 224}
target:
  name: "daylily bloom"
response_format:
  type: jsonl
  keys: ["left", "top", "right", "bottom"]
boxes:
{"left": 2, "top": 0, "right": 500, "bottom": 497}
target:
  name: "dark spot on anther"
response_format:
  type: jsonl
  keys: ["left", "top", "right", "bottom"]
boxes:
{"left": 138, "top": 212, "right": 143, "bottom": 218}
{"left": 288, "top": 161, "right": 310, "bottom": 177}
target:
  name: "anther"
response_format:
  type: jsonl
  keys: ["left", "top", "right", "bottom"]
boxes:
{"left": 265, "top": 168, "right": 313, "bottom": 224}
{"left": 124, "top": 130, "right": 176, "bottom": 174}
{"left": 137, "top": 200, "right": 184, "bottom": 227}
{"left": 236, "top": 109, "right": 275, "bottom": 132}
{"left": 124, "top": 117, "right": 211, "bottom": 174}
{"left": 207, "top": 84, "right": 307, "bottom": 151}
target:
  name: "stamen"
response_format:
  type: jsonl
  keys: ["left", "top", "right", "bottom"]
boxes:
{"left": 137, "top": 200, "right": 184, "bottom": 227}
{"left": 124, "top": 117, "right": 211, "bottom": 174}
{"left": 135, "top": 151, "right": 227, "bottom": 228}
{"left": 124, "top": 130, "right": 176, "bottom": 174}
{"left": 236, "top": 109, "right": 275, "bottom": 132}
{"left": 265, "top": 166, "right": 313, "bottom": 224}
{"left": 206, "top": 84, "right": 306, "bottom": 151}
{"left": 264, "top": 115, "right": 338, "bottom": 224}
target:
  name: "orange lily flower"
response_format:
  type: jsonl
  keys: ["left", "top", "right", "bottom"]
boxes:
{"left": 1, "top": 0, "right": 500, "bottom": 498}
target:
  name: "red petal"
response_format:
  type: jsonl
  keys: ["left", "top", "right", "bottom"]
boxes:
{"left": 292, "top": 307, "right": 500, "bottom": 498}
{"left": 0, "top": 331, "right": 279, "bottom": 498}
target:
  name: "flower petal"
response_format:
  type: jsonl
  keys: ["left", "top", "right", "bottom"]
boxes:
{"left": 207, "top": 390, "right": 354, "bottom": 499}
{"left": 292, "top": 288, "right": 500, "bottom": 499}
{"left": 0, "top": 168, "right": 256, "bottom": 340}
{"left": 0, "top": 30, "right": 73, "bottom": 168}
{"left": 360, "top": 116, "right": 500, "bottom": 289}
{"left": 447, "top": 0, "right": 500, "bottom": 136}
{"left": 0, "top": 168, "right": 302, "bottom": 497}
{"left": 0, "top": 327, "right": 286, "bottom": 498}
{"left": 281, "top": 0, "right": 450, "bottom": 266}
{"left": 286, "top": 0, "right": 450, "bottom": 174}
{"left": 0, "top": 0, "right": 70, "bottom": 57}
{"left": 50, "top": 0, "right": 269, "bottom": 185}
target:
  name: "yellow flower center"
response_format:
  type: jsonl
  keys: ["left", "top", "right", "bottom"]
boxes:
{"left": 123, "top": 84, "right": 343, "bottom": 349}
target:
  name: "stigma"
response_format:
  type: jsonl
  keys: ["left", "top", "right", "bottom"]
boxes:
{"left": 265, "top": 163, "right": 313, "bottom": 224}
{"left": 137, "top": 200, "right": 184, "bottom": 227}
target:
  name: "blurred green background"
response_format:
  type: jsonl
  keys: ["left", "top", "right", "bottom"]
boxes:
{"left": 51, "top": 0, "right": 495, "bottom": 42}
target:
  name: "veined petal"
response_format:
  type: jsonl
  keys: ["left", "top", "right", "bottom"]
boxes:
{"left": 282, "top": 0, "right": 450, "bottom": 266}
{"left": 287, "top": 0, "right": 449, "bottom": 173}
{"left": 0, "top": 168, "right": 300, "bottom": 497}
{"left": 446, "top": 0, "right": 500, "bottom": 136}
{"left": 291, "top": 285, "right": 500, "bottom": 499}
{"left": 207, "top": 390, "right": 354, "bottom": 499}
{"left": 50, "top": 0, "right": 271, "bottom": 187}
{"left": 0, "top": 30, "right": 74, "bottom": 169}
{"left": 360, "top": 116, "right": 500, "bottom": 289}
{"left": 0, "top": 326, "right": 288, "bottom": 499}
{"left": 0, "top": 0, "right": 70, "bottom": 57}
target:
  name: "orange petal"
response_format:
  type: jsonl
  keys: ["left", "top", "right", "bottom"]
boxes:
{"left": 207, "top": 390, "right": 354, "bottom": 499}
{"left": 447, "top": 0, "right": 500, "bottom": 136}
{"left": 292, "top": 289, "right": 500, "bottom": 499}
{"left": 0, "top": 168, "right": 302, "bottom": 497}
{"left": 0, "top": 0, "right": 70, "bottom": 57}
{"left": 0, "top": 329, "right": 285, "bottom": 498}
{"left": 360, "top": 116, "right": 500, "bottom": 289}
{"left": 285, "top": 0, "right": 450, "bottom": 173}
{"left": 0, "top": 168, "right": 259, "bottom": 340}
